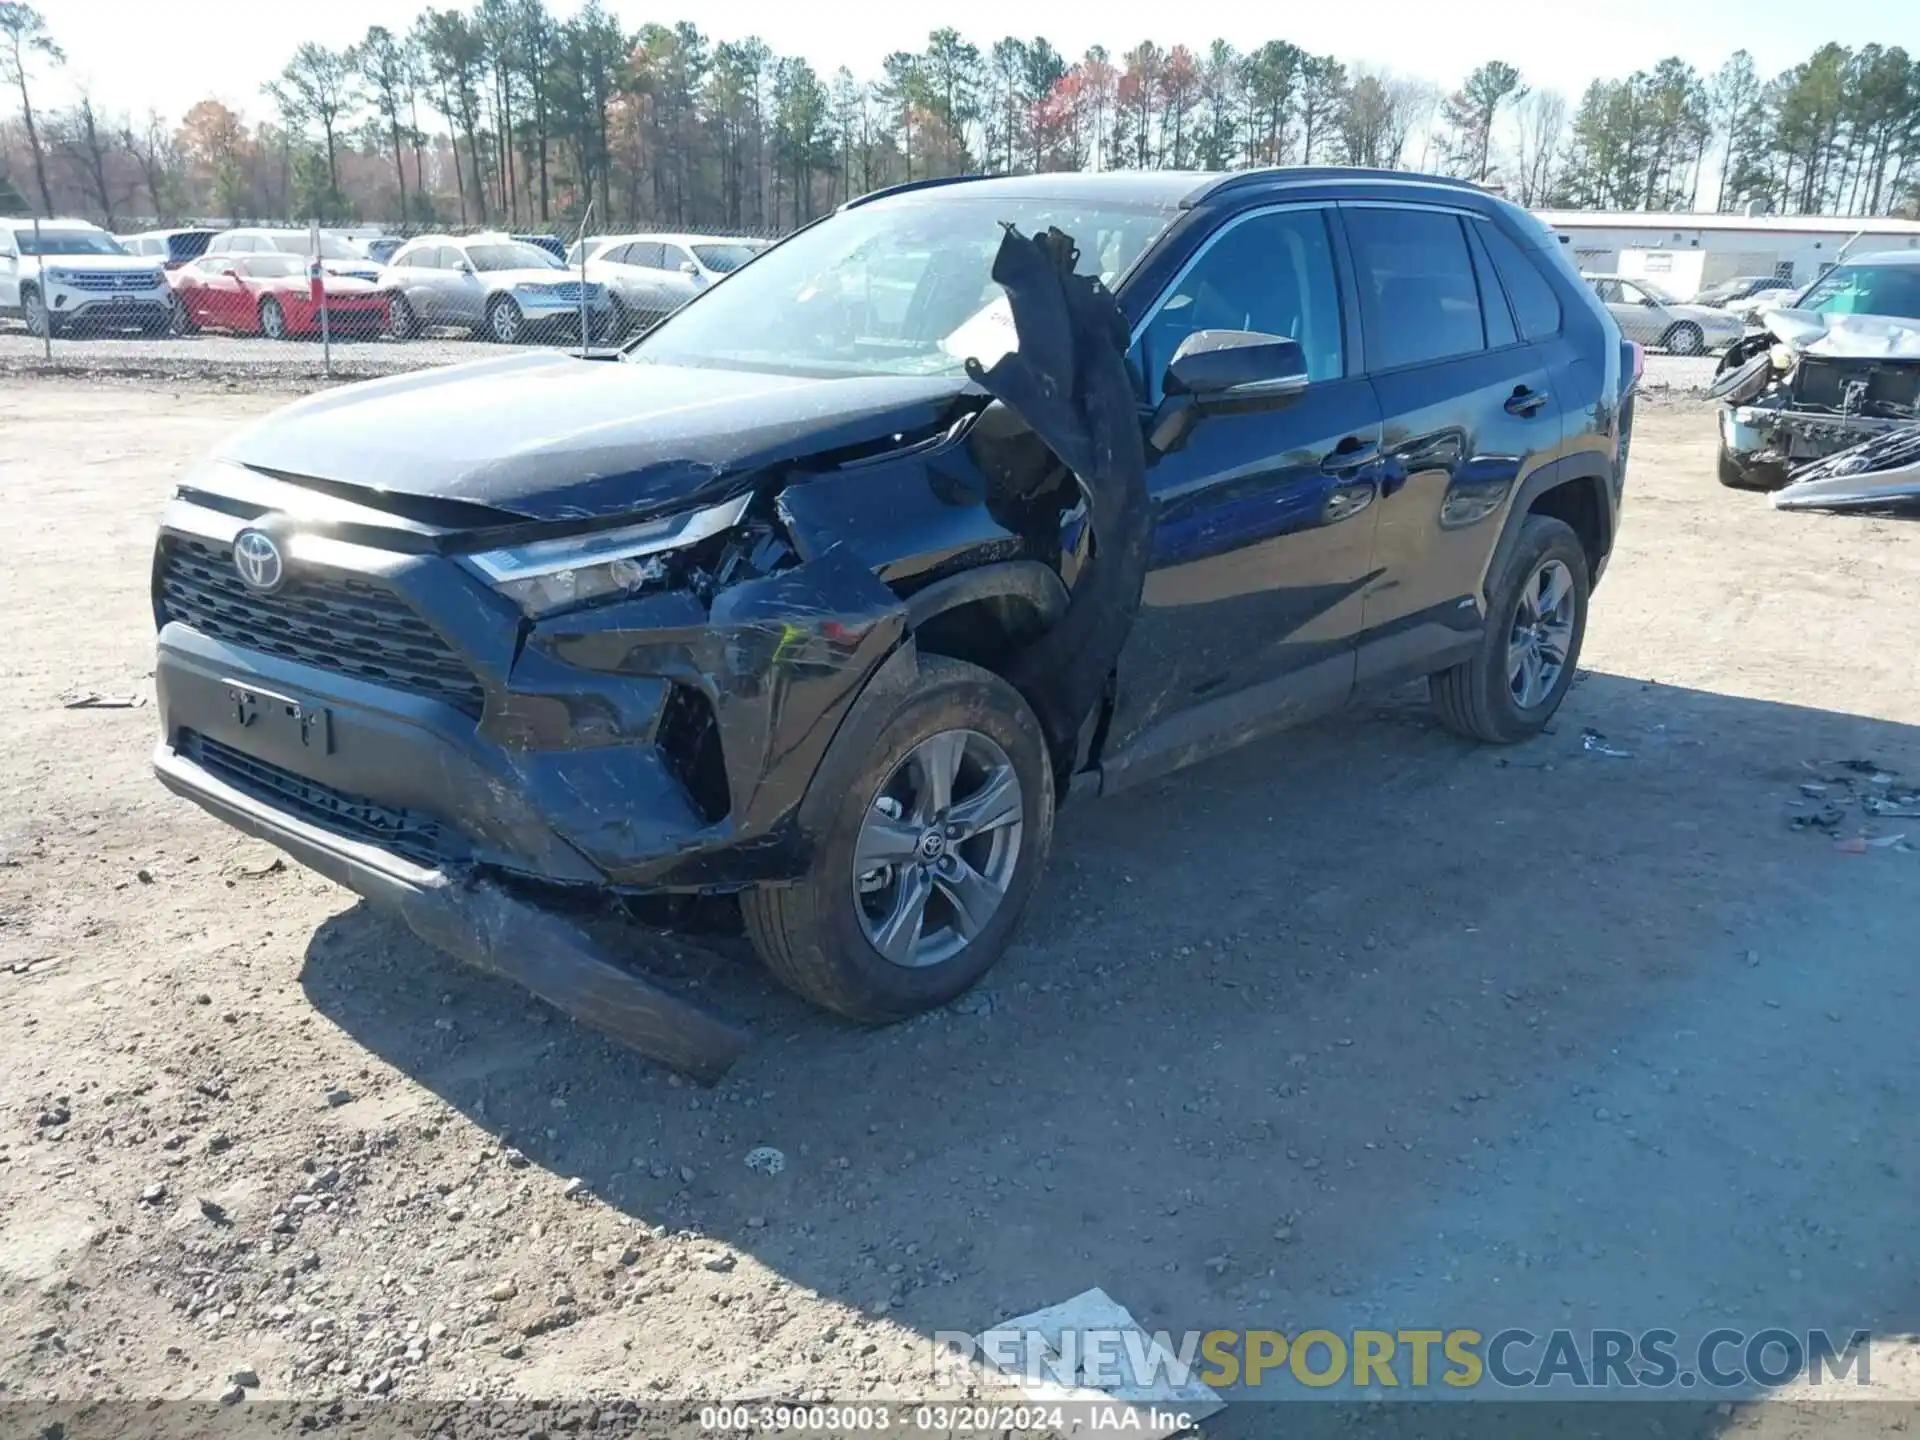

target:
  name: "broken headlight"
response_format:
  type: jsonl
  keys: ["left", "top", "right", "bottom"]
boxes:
{"left": 463, "top": 493, "right": 749, "bottom": 617}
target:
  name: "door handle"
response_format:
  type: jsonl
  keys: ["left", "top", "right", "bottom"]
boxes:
{"left": 1505, "top": 386, "right": 1549, "bottom": 417}
{"left": 1320, "top": 437, "right": 1380, "bottom": 475}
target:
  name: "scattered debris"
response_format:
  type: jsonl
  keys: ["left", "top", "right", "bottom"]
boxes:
{"left": 1787, "top": 759, "right": 1920, "bottom": 848}
{"left": 233, "top": 857, "right": 286, "bottom": 879}
{"left": 973, "top": 1287, "right": 1225, "bottom": 1438}
{"left": 1581, "top": 728, "right": 1633, "bottom": 759}
{"left": 744, "top": 1146, "right": 786, "bottom": 1177}
{"left": 198, "top": 1197, "right": 229, "bottom": 1225}
{"left": 62, "top": 693, "right": 144, "bottom": 710}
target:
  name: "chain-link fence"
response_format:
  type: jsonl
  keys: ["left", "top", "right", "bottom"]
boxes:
{"left": 1, "top": 213, "right": 788, "bottom": 382}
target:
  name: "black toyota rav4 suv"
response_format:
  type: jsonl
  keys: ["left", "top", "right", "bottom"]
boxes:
{"left": 153, "top": 168, "right": 1634, "bottom": 1076}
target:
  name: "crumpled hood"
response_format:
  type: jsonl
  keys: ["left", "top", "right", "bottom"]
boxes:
{"left": 1762, "top": 308, "right": 1920, "bottom": 359}
{"left": 219, "top": 351, "right": 975, "bottom": 522}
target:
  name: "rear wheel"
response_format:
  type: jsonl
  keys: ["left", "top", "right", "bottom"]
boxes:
{"left": 742, "top": 656, "right": 1054, "bottom": 1023}
{"left": 1664, "top": 321, "right": 1705, "bottom": 356}
{"left": 1431, "top": 515, "right": 1589, "bottom": 744}
{"left": 487, "top": 296, "right": 524, "bottom": 344}
{"left": 259, "top": 297, "right": 290, "bottom": 341}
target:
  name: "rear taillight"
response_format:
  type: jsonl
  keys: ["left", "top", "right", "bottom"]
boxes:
{"left": 1629, "top": 341, "right": 1645, "bottom": 384}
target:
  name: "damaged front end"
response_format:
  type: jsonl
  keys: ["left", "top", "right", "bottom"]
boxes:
{"left": 1713, "top": 309, "right": 1920, "bottom": 488}
{"left": 153, "top": 222, "right": 1146, "bottom": 1079}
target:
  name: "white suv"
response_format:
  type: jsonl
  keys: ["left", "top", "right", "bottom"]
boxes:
{"left": 0, "top": 217, "right": 173, "bottom": 337}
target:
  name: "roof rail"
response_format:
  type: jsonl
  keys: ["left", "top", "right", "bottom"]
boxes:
{"left": 841, "top": 173, "right": 993, "bottom": 210}
{"left": 1185, "top": 166, "right": 1489, "bottom": 205}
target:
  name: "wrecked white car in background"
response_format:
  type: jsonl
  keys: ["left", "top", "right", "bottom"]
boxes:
{"left": 1711, "top": 251, "right": 1920, "bottom": 505}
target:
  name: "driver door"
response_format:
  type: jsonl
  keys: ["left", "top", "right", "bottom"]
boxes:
{"left": 1104, "top": 204, "right": 1385, "bottom": 773}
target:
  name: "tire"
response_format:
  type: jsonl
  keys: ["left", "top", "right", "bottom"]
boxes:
{"left": 21, "top": 285, "right": 49, "bottom": 338}
{"left": 1664, "top": 321, "right": 1705, "bottom": 356}
{"left": 259, "top": 297, "right": 290, "bottom": 341}
{"left": 741, "top": 655, "right": 1055, "bottom": 1023}
{"left": 1716, "top": 445, "right": 1786, "bottom": 491}
{"left": 388, "top": 294, "right": 417, "bottom": 340}
{"left": 1431, "top": 514, "right": 1589, "bottom": 744}
{"left": 605, "top": 296, "right": 631, "bottom": 342}
{"left": 486, "top": 295, "right": 524, "bottom": 344}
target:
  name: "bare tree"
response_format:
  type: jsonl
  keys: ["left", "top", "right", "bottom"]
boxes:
{"left": 48, "top": 93, "right": 135, "bottom": 226}
{"left": 1385, "top": 74, "right": 1442, "bottom": 169}
{"left": 1509, "top": 88, "right": 1568, "bottom": 204}
{"left": 121, "top": 110, "right": 185, "bottom": 222}
{"left": 0, "top": 1, "right": 62, "bottom": 214}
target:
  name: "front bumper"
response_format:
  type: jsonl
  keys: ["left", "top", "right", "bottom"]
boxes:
{"left": 514, "top": 290, "right": 613, "bottom": 321}
{"left": 153, "top": 737, "right": 750, "bottom": 1080}
{"left": 1721, "top": 402, "right": 1908, "bottom": 468}
{"left": 48, "top": 288, "right": 171, "bottom": 325}
{"left": 152, "top": 495, "right": 908, "bottom": 895}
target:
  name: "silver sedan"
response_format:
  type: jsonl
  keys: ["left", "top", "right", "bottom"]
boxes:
{"left": 1584, "top": 274, "right": 1748, "bottom": 355}
{"left": 384, "top": 234, "right": 615, "bottom": 343}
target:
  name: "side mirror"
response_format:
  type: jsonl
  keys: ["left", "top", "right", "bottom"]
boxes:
{"left": 456, "top": 260, "right": 476, "bottom": 276}
{"left": 679, "top": 260, "right": 700, "bottom": 278}
{"left": 1150, "top": 331, "right": 1310, "bottom": 455}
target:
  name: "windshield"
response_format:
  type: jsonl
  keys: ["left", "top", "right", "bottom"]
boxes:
{"left": 261, "top": 233, "right": 363, "bottom": 260}
{"left": 633, "top": 194, "right": 1176, "bottom": 378}
{"left": 1794, "top": 262, "right": 1920, "bottom": 322}
{"left": 466, "top": 242, "right": 563, "bottom": 272}
{"left": 1633, "top": 278, "right": 1681, "bottom": 305}
{"left": 241, "top": 255, "right": 304, "bottom": 279}
{"left": 18, "top": 229, "right": 127, "bottom": 257}
{"left": 692, "top": 243, "right": 759, "bottom": 274}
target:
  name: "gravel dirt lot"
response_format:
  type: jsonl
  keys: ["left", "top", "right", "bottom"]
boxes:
{"left": 4, "top": 375, "right": 1919, "bottom": 1435}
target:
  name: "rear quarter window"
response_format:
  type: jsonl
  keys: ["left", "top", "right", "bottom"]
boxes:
{"left": 1477, "top": 220, "right": 1563, "bottom": 341}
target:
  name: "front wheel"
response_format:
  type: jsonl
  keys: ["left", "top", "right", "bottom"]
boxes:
{"left": 21, "top": 285, "right": 50, "bottom": 338}
{"left": 742, "top": 656, "right": 1055, "bottom": 1023}
{"left": 259, "top": 297, "right": 290, "bottom": 341}
{"left": 387, "top": 293, "right": 417, "bottom": 340}
{"left": 1431, "top": 514, "right": 1589, "bottom": 744}
{"left": 486, "top": 296, "right": 524, "bottom": 344}
{"left": 1664, "top": 321, "right": 1705, "bottom": 356}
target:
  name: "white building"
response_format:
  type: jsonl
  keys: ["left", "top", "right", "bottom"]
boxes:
{"left": 1532, "top": 209, "right": 1920, "bottom": 299}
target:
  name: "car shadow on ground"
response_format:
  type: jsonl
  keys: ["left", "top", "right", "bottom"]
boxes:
{"left": 300, "top": 668, "right": 1920, "bottom": 1430}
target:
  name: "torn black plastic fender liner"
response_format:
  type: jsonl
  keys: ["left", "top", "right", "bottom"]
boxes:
{"left": 965, "top": 225, "right": 1153, "bottom": 770}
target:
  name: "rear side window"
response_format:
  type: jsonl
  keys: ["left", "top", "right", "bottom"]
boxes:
{"left": 1344, "top": 207, "right": 1484, "bottom": 370}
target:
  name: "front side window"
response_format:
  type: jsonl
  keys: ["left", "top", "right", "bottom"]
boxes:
{"left": 661, "top": 245, "right": 692, "bottom": 271}
{"left": 627, "top": 242, "right": 664, "bottom": 268}
{"left": 1135, "top": 207, "right": 1344, "bottom": 397}
{"left": 1345, "top": 207, "right": 1485, "bottom": 370}
{"left": 634, "top": 193, "right": 1177, "bottom": 379}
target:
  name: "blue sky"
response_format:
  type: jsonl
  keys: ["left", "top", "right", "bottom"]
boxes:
{"left": 36, "top": 0, "right": 1911, "bottom": 123}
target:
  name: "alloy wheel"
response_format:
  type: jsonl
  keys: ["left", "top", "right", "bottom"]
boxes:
{"left": 852, "top": 728, "right": 1024, "bottom": 969}
{"left": 23, "top": 289, "right": 47, "bottom": 337}
{"left": 1506, "top": 558, "right": 1576, "bottom": 710}
{"left": 260, "top": 299, "right": 286, "bottom": 340}
{"left": 490, "top": 299, "right": 523, "bottom": 343}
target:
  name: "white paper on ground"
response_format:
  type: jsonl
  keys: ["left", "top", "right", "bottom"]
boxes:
{"left": 975, "top": 1286, "right": 1225, "bottom": 1436}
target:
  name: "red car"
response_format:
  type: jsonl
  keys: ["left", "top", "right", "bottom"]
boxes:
{"left": 169, "top": 254, "right": 392, "bottom": 339}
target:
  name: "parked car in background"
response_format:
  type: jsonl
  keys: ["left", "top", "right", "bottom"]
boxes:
{"left": 0, "top": 216, "right": 172, "bottom": 336}
{"left": 578, "top": 232, "right": 768, "bottom": 333}
{"left": 204, "top": 228, "right": 383, "bottom": 283}
{"left": 362, "top": 236, "right": 405, "bottom": 265}
{"left": 169, "top": 253, "right": 392, "bottom": 340}
{"left": 512, "top": 233, "right": 568, "bottom": 262}
{"left": 1584, "top": 273, "right": 1745, "bottom": 355}
{"left": 119, "top": 227, "right": 218, "bottom": 270}
{"left": 149, "top": 168, "right": 1633, "bottom": 1056}
{"left": 384, "top": 233, "right": 614, "bottom": 342}
{"left": 1695, "top": 274, "right": 1795, "bottom": 312}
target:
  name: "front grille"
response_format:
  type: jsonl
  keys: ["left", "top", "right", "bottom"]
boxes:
{"left": 65, "top": 271, "right": 160, "bottom": 292}
{"left": 181, "top": 731, "right": 456, "bottom": 868}
{"left": 157, "top": 536, "right": 486, "bottom": 717}
{"left": 549, "top": 281, "right": 601, "bottom": 303}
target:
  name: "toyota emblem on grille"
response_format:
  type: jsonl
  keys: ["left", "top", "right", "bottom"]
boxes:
{"left": 232, "top": 529, "right": 286, "bottom": 593}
